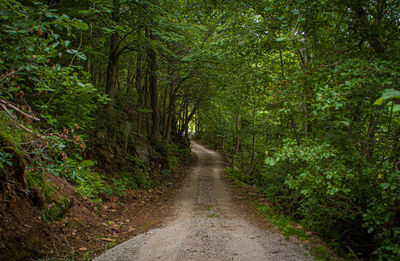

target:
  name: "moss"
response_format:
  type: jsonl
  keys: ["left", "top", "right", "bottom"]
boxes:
{"left": 0, "top": 112, "right": 32, "bottom": 146}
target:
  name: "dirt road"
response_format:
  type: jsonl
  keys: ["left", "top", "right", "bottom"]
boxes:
{"left": 94, "top": 141, "right": 311, "bottom": 261}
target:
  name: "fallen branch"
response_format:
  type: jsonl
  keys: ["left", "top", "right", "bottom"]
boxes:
{"left": 0, "top": 98, "right": 40, "bottom": 121}
{"left": 0, "top": 103, "right": 45, "bottom": 140}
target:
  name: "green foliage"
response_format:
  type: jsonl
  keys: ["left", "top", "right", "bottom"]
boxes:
{"left": 0, "top": 3, "right": 193, "bottom": 260}
{"left": 44, "top": 196, "right": 71, "bottom": 221}
{"left": 60, "top": 159, "right": 108, "bottom": 198}
{"left": 255, "top": 203, "right": 307, "bottom": 240}
{"left": 374, "top": 89, "right": 400, "bottom": 106}
{"left": 122, "top": 154, "right": 151, "bottom": 189}
{"left": 225, "top": 168, "right": 252, "bottom": 185}
{"left": 126, "top": 154, "right": 147, "bottom": 171}
{"left": 254, "top": 201, "right": 336, "bottom": 260}
{"left": 0, "top": 0, "right": 100, "bottom": 130}
{"left": 0, "top": 112, "right": 27, "bottom": 145}
{"left": 166, "top": 140, "right": 190, "bottom": 171}
{"left": 264, "top": 139, "right": 358, "bottom": 235}
{"left": 5, "top": 0, "right": 400, "bottom": 259}
{"left": 197, "top": 1, "right": 400, "bottom": 259}
{"left": 362, "top": 166, "right": 400, "bottom": 259}
{"left": 113, "top": 170, "right": 150, "bottom": 191}
{"left": 374, "top": 89, "right": 400, "bottom": 112}
{"left": 0, "top": 148, "right": 12, "bottom": 170}
{"left": 26, "top": 170, "right": 49, "bottom": 197}
{"left": 133, "top": 171, "right": 151, "bottom": 189}
{"left": 26, "top": 166, "right": 71, "bottom": 221}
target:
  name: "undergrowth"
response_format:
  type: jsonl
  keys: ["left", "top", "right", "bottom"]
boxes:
{"left": 226, "top": 167, "right": 348, "bottom": 261}
{"left": 253, "top": 202, "right": 341, "bottom": 261}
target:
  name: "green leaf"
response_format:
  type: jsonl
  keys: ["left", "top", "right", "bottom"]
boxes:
{"left": 380, "top": 183, "right": 389, "bottom": 189}
{"left": 341, "top": 121, "right": 350, "bottom": 127}
{"left": 393, "top": 104, "right": 400, "bottom": 112}
{"left": 382, "top": 89, "right": 400, "bottom": 99}
{"left": 374, "top": 89, "right": 400, "bottom": 105}
{"left": 69, "top": 19, "right": 89, "bottom": 30}
{"left": 373, "top": 97, "right": 385, "bottom": 105}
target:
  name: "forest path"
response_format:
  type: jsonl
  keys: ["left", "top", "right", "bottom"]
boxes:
{"left": 94, "top": 141, "right": 311, "bottom": 261}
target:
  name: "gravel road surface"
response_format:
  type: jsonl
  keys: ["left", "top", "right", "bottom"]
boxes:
{"left": 94, "top": 141, "right": 312, "bottom": 261}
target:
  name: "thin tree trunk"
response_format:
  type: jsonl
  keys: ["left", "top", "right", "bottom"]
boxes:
{"left": 289, "top": 114, "right": 301, "bottom": 145}
{"left": 366, "top": 112, "right": 380, "bottom": 158}
{"left": 170, "top": 112, "right": 178, "bottom": 139}
{"left": 105, "top": 0, "right": 120, "bottom": 112}
{"left": 232, "top": 113, "right": 240, "bottom": 168}
{"left": 181, "top": 105, "right": 198, "bottom": 137}
{"left": 135, "top": 53, "right": 144, "bottom": 134}
{"left": 390, "top": 126, "right": 400, "bottom": 168}
{"left": 87, "top": 2, "right": 94, "bottom": 73}
{"left": 162, "top": 68, "right": 173, "bottom": 134}
{"left": 279, "top": 50, "right": 285, "bottom": 79}
{"left": 248, "top": 108, "right": 256, "bottom": 174}
{"left": 302, "top": 93, "right": 308, "bottom": 137}
{"left": 164, "top": 87, "right": 176, "bottom": 141}
{"left": 162, "top": 80, "right": 169, "bottom": 135}
{"left": 144, "top": 70, "right": 150, "bottom": 136}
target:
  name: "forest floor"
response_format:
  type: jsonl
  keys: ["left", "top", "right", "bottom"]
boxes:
{"left": 0, "top": 151, "right": 188, "bottom": 260}
{"left": 94, "top": 141, "right": 312, "bottom": 261}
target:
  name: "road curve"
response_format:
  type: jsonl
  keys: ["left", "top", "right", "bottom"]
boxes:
{"left": 94, "top": 141, "right": 312, "bottom": 261}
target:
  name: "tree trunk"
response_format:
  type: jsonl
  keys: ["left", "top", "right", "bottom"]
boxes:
{"left": 366, "top": 112, "right": 380, "bottom": 158}
{"left": 163, "top": 86, "right": 176, "bottom": 141}
{"left": 134, "top": 53, "right": 144, "bottom": 134}
{"left": 162, "top": 68, "right": 171, "bottom": 133}
{"left": 105, "top": 0, "right": 120, "bottom": 112}
{"left": 146, "top": 29, "right": 160, "bottom": 143}
{"left": 248, "top": 108, "right": 257, "bottom": 174}
{"left": 86, "top": 2, "right": 94, "bottom": 73}
{"left": 181, "top": 105, "right": 198, "bottom": 137}
{"left": 232, "top": 113, "right": 240, "bottom": 168}
{"left": 279, "top": 50, "right": 285, "bottom": 79}
{"left": 349, "top": 2, "right": 385, "bottom": 53}
{"left": 290, "top": 115, "right": 301, "bottom": 145}
{"left": 302, "top": 94, "right": 308, "bottom": 138}
{"left": 145, "top": 70, "right": 150, "bottom": 137}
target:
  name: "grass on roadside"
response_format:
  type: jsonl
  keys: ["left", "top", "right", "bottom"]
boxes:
{"left": 252, "top": 201, "right": 346, "bottom": 261}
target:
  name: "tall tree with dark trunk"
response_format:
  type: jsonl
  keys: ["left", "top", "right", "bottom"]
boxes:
{"left": 105, "top": 0, "right": 120, "bottom": 112}
{"left": 146, "top": 28, "right": 160, "bottom": 143}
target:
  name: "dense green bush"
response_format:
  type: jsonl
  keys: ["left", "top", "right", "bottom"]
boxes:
{"left": 0, "top": 1, "right": 105, "bottom": 131}
{"left": 60, "top": 159, "right": 108, "bottom": 198}
{"left": 197, "top": 2, "right": 400, "bottom": 258}
{"left": 262, "top": 137, "right": 400, "bottom": 258}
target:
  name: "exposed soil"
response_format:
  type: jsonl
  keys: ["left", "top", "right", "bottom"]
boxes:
{"left": 94, "top": 141, "right": 312, "bottom": 261}
{"left": 0, "top": 162, "right": 187, "bottom": 260}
